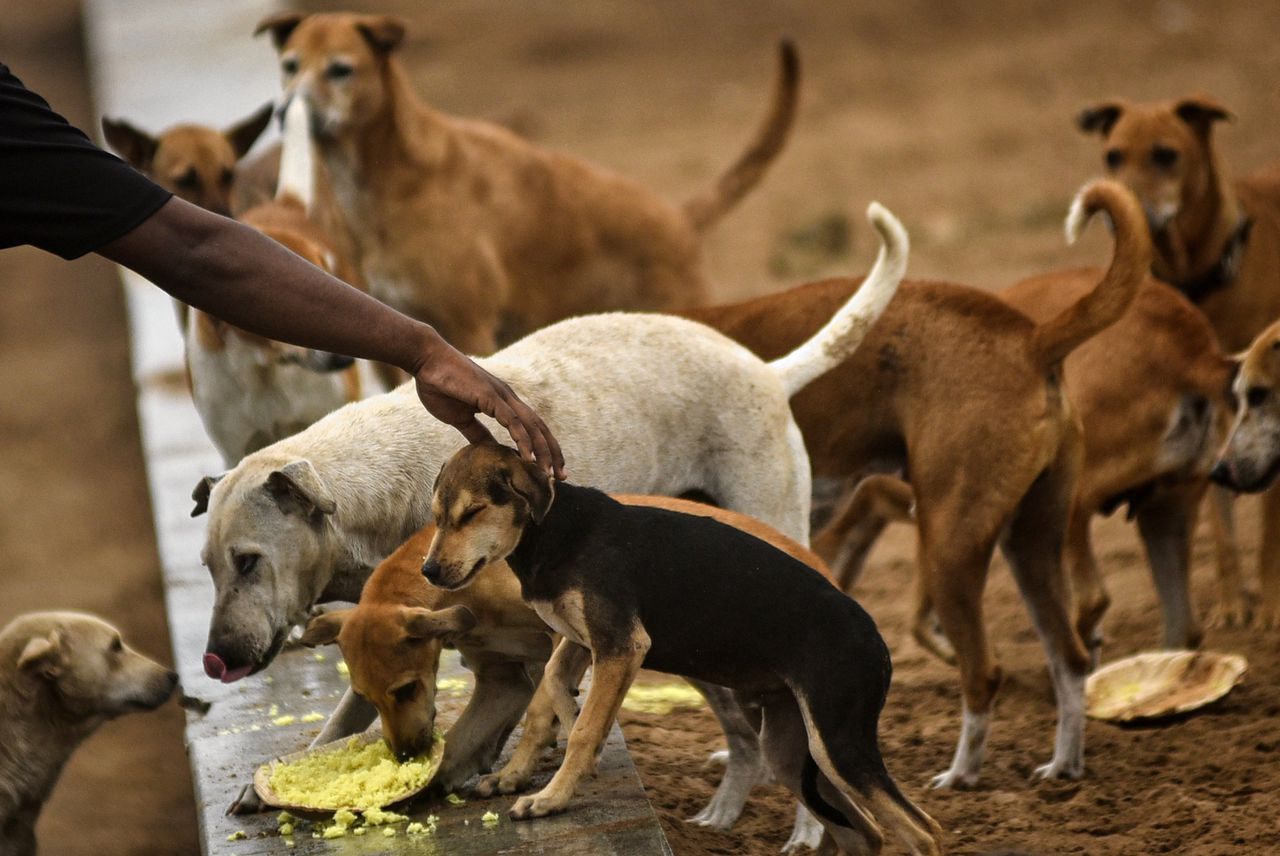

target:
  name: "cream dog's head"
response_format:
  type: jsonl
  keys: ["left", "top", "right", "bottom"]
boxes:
{"left": 193, "top": 458, "right": 337, "bottom": 683}
{"left": 255, "top": 11, "right": 406, "bottom": 141}
{"left": 1077, "top": 95, "right": 1232, "bottom": 233}
{"left": 302, "top": 601, "right": 475, "bottom": 761}
{"left": 4, "top": 612, "right": 177, "bottom": 723}
{"left": 423, "top": 445, "right": 553, "bottom": 591}
{"left": 1214, "top": 322, "right": 1280, "bottom": 493}
{"left": 101, "top": 105, "right": 273, "bottom": 216}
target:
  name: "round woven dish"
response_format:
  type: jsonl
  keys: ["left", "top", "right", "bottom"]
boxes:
{"left": 254, "top": 731, "right": 446, "bottom": 812}
{"left": 1086, "top": 650, "right": 1247, "bottom": 722}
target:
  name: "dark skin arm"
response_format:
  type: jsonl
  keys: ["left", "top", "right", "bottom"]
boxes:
{"left": 99, "top": 196, "right": 565, "bottom": 477}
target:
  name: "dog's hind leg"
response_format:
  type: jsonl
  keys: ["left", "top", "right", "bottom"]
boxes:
{"left": 1135, "top": 484, "right": 1204, "bottom": 649}
{"left": 687, "top": 679, "right": 768, "bottom": 831}
{"left": 1205, "top": 485, "right": 1248, "bottom": 627}
{"left": 1065, "top": 505, "right": 1109, "bottom": 667}
{"left": 999, "top": 467, "right": 1092, "bottom": 782}
{"left": 812, "top": 475, "right": 914, "bottom": 591}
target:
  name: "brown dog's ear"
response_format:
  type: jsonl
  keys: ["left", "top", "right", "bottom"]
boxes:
{"left": 1175, "top": 95, "right": 1234, "bottom": 136}
{"left": 225, "top": 103, "right": 274, "bottom": 159}
{"left": 266, "top": 460, "right": 336, "bottom": 518}
{"left": 1076, "top": 101, "right": 1125, "bottom": 137}
{"left": 355, "top": 15, "right": 406, "bottom": 55}
{"left": 254, "top": 11, "right": 306, "bottom": 50}
{"left": 17, "top": 631, "right": 62, "bottom": 679}
{"left": 191, "top": 474, "right": 224, "bottom": 518}
{"left": 101, "top": 118, "right": 159, "bottom": 170}
{"left": 505, "top": 457, "right": 554, "bottom": 523}
{"left": 403, "top": 605, "right": 477, "bottom": 640}
{"left": 300, "top": 609, "right": 351, "bottom": 647}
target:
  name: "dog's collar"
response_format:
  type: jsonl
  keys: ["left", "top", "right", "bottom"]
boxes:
{"left": 1171, "top": 213, "right": 1253, "bottom": 303}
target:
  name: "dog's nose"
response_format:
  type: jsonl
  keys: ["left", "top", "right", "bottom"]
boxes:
{"left": 1210, "top": 460, "right": 1235, "bottom": 488}
{"left": 422, "top": 559, "right": 441, "bottom": 584}
{"left": 203, "top": 652, "right": 227, "bottom": 680}
{"left": 395, "top": 747, "right": 416, "bottom": 763}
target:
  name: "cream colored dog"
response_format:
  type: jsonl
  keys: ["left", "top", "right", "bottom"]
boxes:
{"left": 254, "top": 11, "right": 799, "bottom": 354}
{"left": 0, "top": 612, "right": 178, "bottom": 856}
{"left": 195, "top": 204, "right": 906, "bottom": 841}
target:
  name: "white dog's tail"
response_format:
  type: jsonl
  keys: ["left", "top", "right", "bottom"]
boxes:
{"left": 275, "top": 96, "right": 315, "bottom": 212}
{"left": 768, "top": 203, "right": 909, "bottom": 397}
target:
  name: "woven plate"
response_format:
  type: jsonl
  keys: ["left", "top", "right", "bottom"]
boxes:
{"left": 1086, "top": 651, "right": 1247, "bottom": 722}
{"left": 253, "top": 731, "right": 446, "bottom": 812}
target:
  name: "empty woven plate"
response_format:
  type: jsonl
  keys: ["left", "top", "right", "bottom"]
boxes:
{"left": 1086, "top": 651, "right": 1247, "bottom": 722}
{"left": 254, "top": 730, "right": 446, "bottom": 812}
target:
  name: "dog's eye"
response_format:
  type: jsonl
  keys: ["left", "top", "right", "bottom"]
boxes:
{"left": 281, "top": 56, "right": 299, "bottom": 76}
{"left": 109, "top": 637, "right": 123, "bottom": 654}
{"left": 233, "top": 552, "right": 261, "bottom": 576}
{"left": 326, "top": 61, "right": 354, "bottom": 81}
{"left": 220, "top": 167, "right": 234, "bottom": 187}
{"left": 175, "top": 167, "right": 199, "bottom": 189}
{"left": 1151, "top": 145, "right": 1179, "bottom": 169}
{"left": 392, "top": 682, "right": 419, "bottom": 704}
{"left": 457, "top": 506, "right": 482, "bottom": 526}
{"left": 1104, "top": 149, "right": 1124, "bottom": 170}
{"left": 1246, "top": 387, "right": 1271, "bottom": 408}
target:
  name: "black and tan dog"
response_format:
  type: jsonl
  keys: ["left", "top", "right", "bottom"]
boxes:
{"left": 423, "top": 444, "right": 941, "bottom": 856}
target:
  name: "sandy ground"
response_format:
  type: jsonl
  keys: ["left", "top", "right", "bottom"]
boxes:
{"left": 4, "top": 0, "right": 1280, "bottom": 854}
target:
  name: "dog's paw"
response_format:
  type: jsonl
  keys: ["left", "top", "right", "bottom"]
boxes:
{"left": 509, "top": 790, "right": 569, "bottom": 820}
{"left": 687, "top": 795, "right": 742, "bottom": 830}
{"left": 1206, "top": 595, "right": 1251, "bottom": 629}
{"left": 1254, "top": 599, "right": 1280, "bottom": 630}
{"left": 226, "top": 783, "right": 264, "bottom": 815}
{"left": 779, "top": 808, "right": 824, "bottom": 853}
{"left": 475, "top": 770, "right": 531, "bottom": 798}
{"left": 928, "top": 767, "right": 979, "bottom": 790}
{"left": 1031, "top": 758, "right": 1084, "bottom": 782}
{"left": 702, "top": 749, "right": 730, "bottom": 771}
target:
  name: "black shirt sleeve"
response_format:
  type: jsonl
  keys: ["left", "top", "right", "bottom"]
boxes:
{"left": 0, "top": 63, "right": 172, "bottom": 260}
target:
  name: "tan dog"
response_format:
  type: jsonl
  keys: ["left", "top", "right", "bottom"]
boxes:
{"left": 819, "top": 277, "right": 1239, "bottom": 661}
{"left": 102, "top": 105, "right": 273, "bottom": 217}
{"left": 253, "top": 11, "right": 798, "bottom": 354}
{"left": 684, "top": 180, "right": 1151, "bottom": 789}
{"left": 301, "top": 493, "right": 836, "bottom": 798}
{"left": 0, "top": 612, "right": 178, "bottom": 856}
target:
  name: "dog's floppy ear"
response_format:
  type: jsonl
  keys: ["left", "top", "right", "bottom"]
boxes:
{"left": 1175, "top": 95, "right": 1233, "bottom": 137}
{"left": 101, "top": 118, "right": 159, "bottom": 170}
{"left": 265, "top": 460, "right": 336, "bottom": 518}
{"left": 300, "top": 609, "right": 352, "bottom": 647}
{"left": 403, "top": 605, "right": 477, "bottom": 641}
{"left": 225, "top": 103, "right": 274, "bottom": 160}
{"left": 355, "top": 15, "right": 406, "bottom": 55}
{"left": 254, "top": 11, "right": 306, "bottom": 50}
{"left": 505, "top": 458, "right": 554, "bottom": 523}
{"left": 17, "top": 631, "right": 62, "bottom": 679}
{"left": 1076, "top": 101, "right": 1125, "bottom": 137}
{"left": 191, "top": 474, "right": 224, "bottom": 518}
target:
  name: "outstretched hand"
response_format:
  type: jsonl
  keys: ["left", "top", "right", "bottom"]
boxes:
{"left": 413, "top": 342, "right": 565, "bottom": 479}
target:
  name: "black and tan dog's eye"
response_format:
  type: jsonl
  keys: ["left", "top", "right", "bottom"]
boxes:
{"left": 457, "top": 506, "right": 482, "bottom": 525}
{"left": 1246, "top": 386, "right": 1270, "bottom": 408}
{"left": 326, "top": 60, "right": 354, "bottom": 81}
{"left": 1104, "top": 149, "right": 1124, "bottom": 170}
{"left": 233, "top": 552, "right": 261, "bottom": 576}
{"left": 1151, "top": 145, "right": 1179, "bottom": 169}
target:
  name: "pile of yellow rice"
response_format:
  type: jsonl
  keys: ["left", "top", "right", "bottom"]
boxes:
{"left": 268, "top": 735, "right": 443, "bottom": 810}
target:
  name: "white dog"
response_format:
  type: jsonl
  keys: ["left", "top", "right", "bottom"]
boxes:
{"left": 196, "top": 204, "right": 906, "bottom": 840}
{"left": 0, "top": 612, "right": 178, "bottom": 856}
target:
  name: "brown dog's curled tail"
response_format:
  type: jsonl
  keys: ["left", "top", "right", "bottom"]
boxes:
{"left": 1031, "top": 179, "right": 1152, "bottom": 367}
{"left": 681, "top": 40, "right": 799, "bottom": 233}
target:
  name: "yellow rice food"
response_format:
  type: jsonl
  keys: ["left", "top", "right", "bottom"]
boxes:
{"left": 267, "top": 734, "right": 444, "bottom": 810}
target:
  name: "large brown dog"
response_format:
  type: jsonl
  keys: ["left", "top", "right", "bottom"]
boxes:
{"left": 253, "top": 11, "right": 798, "bottom": 354}
{"left": 818, "top": 276, "right": 1239, "bottom": 660}
{"left": 684, "top": 180, "right": 1151, "bottom": 789}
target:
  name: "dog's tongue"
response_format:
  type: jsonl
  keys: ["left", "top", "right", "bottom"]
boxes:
{"left": 203, "top": 653, "right": 253, "bottom": 683}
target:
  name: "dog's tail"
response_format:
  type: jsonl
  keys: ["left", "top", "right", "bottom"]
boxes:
{"left": 681, "top": 40, "right": 799, "bottom": 233}
{"left": 863, "top": 772, "right": 944, "bottom": 856}
{"left": 1031, "top": 178, "right": 1152, "bottom": 367}
{"left": 768, "top": 203, "right": 908, "bottom": 397}
{"left": 275, "top": 95, "right": 315, "bottom": 212}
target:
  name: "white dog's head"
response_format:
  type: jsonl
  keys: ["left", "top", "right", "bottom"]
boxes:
{"left": 193, "top": 458, "right": 337, "bottom": 683}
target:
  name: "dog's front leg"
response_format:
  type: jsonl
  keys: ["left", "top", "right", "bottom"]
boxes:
{"left": 435, "top": 660, "right": 537, "bottom": 793}
{"left": 509, "top": 635, "right": 648, "bottom": 820}
{"left": 226, "top": 686, "right": 376, "bottom": 815}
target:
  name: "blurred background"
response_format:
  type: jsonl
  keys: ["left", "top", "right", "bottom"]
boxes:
{"left": 2, "top": 1, "right": 1279, "bottom": 853}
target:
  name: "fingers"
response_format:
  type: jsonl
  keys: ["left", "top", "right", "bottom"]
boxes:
{"left": 455, "top": 415, "right": 496, "bottom": 447}
{"left": 506, "top": 392, "right": 564, "bottom": 479}
{"left": 487, "top": 396, "right": 536, "bottom": 464}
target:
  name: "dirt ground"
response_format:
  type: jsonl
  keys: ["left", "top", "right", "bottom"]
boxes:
{"left": 4, "top": 0, "right": 1280, "bottom": 854}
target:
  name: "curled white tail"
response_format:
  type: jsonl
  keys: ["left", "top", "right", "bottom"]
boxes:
{"left": 276, "top": 97, "right": 315, "bottom": 212}
{"left": 769, "top": 203, "right": 909, "bottom": 397}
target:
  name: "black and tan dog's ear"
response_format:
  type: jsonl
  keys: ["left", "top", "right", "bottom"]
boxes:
{"left": 17, "top": 630, "right": 62, "bottom": 679}
{"left": 265, "top": 460, "right": 336, "bottom": 518}
{"left": 355, "top": 15, "right": 406, "bottom": 55}
{"left": 1175, "top": 95, "right": 1234, "bottom": 136}
{"left": 300, "top": 609, "right": 352, "bottom": 647}
{"left": 403, "top": 605, "right": 477, "bottom": 640}
{"left": 225, "top": 103, "right": 274, "bottom": 160}
{"left": 101, "top": 117, "right": 159, "bottom": 170}
{"left": 191, "top": 474, "right": 224, "bottom": 518}
{"left": 506, "top": 458, "right": 554, "bottom": 523}
{"left": 1076, "top": 101, "right": 1126, "bottom": 137}
{"left": 254, "top": 11, "right": 306, "bottom": 50}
